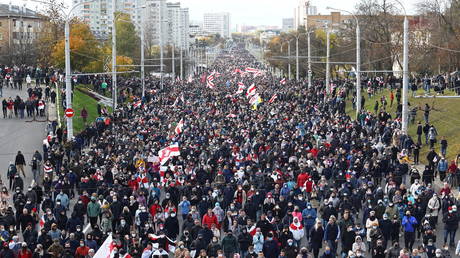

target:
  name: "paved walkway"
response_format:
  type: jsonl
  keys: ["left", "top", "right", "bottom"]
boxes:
{"left": 0, "top": 87, "right": 46, "bottom": 189}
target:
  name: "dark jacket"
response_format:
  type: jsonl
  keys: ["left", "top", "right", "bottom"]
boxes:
{"left": 262, "top": 239, "right": 280, "bottom": 258}
{"left": 310, "top": 226, "right": 324, "bottom": 250}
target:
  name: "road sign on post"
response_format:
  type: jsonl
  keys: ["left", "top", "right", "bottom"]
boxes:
{"left": 65, "top": 108, "right": 74, "bottom": 118}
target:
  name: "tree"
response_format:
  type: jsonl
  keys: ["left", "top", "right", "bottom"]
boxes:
{"left": 35, "top": 0, "right": 66, "bottom": 67}
{"left": 51, "top": 22, "right": 102, "bottom": 72}
{"left": 113, "top": 12, "right": 140, "bottom": 61}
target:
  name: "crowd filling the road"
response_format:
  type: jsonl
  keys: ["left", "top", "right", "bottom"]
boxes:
{"left": 1, "top": 45, "right": 460, "bottom": 258}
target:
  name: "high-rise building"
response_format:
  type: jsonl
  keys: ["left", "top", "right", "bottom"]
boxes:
{"left": 165, "top": 2, "right": 189, "bottom": 49}
{"left": 282, "top": 18, "right": 294, "bottom": 32}
{"left": 203, "top": 12, "right": 230, "bottom": 38}
{"left": 293, "top": 0, "right": 317, "bottom": 29}
{"left": 74, "top": 0, "right": 188, "bottom": 49}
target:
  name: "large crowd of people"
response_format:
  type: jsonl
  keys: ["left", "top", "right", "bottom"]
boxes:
{"left": 1, "top": 45, "right": 460, "bottom": 258}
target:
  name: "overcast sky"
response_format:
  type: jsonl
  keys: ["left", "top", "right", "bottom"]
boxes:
{"left": 9, "top": 0, "right": 420, "bottom": 27}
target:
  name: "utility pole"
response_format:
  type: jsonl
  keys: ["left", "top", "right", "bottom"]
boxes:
{"left": 402, "top": 16, "right": 409, "bottom": 134}
{"left": 326, "top": 23, "right": 330, "bottom": 95}
{"left": 180, "top": 27, "right": 183, "bottom": 80}
{"left": 172, "top": 43, "right": 175, "bottom": 80}
{"left": 287, "top": 41, "right": 291, "bottom": 81}
{"left": 307, "top": 32, "right": 312, "bottom": 88}
{"left": 64, "top": 19, "right": 73, "bottom": 139}
{"left": 159, "top": 1, "right": 164, "bottom": 90}
{"left": 111, "top": 0, "right": 117, "bottom": 109}
{"left": 140, "top": 6, "right": 145, "bottom": 99}
{"left": 356, "top": 23, "right": 361, "bottom": 117}
{"left": 296, "top": 35, "right": 299, "bottom": 81}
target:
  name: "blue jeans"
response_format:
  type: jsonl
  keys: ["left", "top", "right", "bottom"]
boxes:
{"left": 327, "top": 240, "right": 338, "bottom": 255}
{"left": 444, "top": 229, "right": 456, "bottom": 245}
{"left": 441, "top": 146, "right": 447, "bottom": 157}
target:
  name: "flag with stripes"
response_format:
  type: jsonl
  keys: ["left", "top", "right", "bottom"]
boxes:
{"left": 174, "top": 119, "right": 184, "bottom": 135}
{"left": 158, "top": 143, "right": 180, "bottom": 165}
{"left": 226, "top": 114, "right": 237, "bottom": 118}
{"left": 133, "top": 100, "right": 142, "bottom": 109}
{"left": 269, "top": 93, "right": 278, "bottom": 104}
{"left": 280, "top": 78, "right": 286, "bottom": 85}
{"left": 245, "top": 67, "right": 259, "bottom": 73}
{"left": 236, "top": 82, "right": 246, "bottom": 94}
{"left": 246, "top": 83, "right": 256, "bottom": 98}
{"left": 206, "top": 74, "right": 215, "bottom": 89}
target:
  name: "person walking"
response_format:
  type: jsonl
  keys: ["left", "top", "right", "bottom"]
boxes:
{"left": 443, "top": 206, "right": 459, "bottom": 247}
{"left": 440, "top": 136, "right": 448, "bottom": 157}
{"left": 87, "top": 196, "right": 101, "bottom": 229}
{"left": 81, "top": 107, "right": 88, "bottom": 125}
{"left": 15, "top": 151, "right": 26, "bottom": 178}
{"left": 324, "top": 215, "right": 340, "bottom": 256}
{"left": 221, "top": 230, "right": 238, "bottom": 258}
{"left": 402, "top": 210, "right": 418, "bottom": 251}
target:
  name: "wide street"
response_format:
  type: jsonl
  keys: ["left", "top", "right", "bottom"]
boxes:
{"left": 0, "top": 86, "right": 46, "bottom": 189}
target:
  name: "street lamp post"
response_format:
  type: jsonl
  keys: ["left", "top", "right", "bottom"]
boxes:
{"left": 296, "top": 36, "right": 299, "bottom": 81}
{"left": 111, "top": 0, "right": 117, "bottom": 110}
{"left": 27, "top": 0, "right": 95, "bottom": 140}
{"left": 159, "top": 1, "right": 164, "bottom": 90}
{"left": 287, "top": 41, "right": 291, "bottom": 80}
{"left": 172, "top": 43, "right": 175, "bottom": 80}
{"left": 327, "top": 7, "right": 361, "bottom": 117}
{"left": 307, "top": 31, "right": 312, "bottom": 88}
{"left": 326, "top": 23, "right": 330, "bottom": 94}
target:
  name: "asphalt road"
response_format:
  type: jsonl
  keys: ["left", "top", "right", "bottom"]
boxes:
{"left": 0, "top": 86, "right": 46, "bottom": 189}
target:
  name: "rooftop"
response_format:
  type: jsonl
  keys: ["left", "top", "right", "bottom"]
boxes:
{"left": 0, "top": 4, "right": 41, "bottom": 19}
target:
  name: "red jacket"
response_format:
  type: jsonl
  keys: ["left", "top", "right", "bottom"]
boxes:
{"left": 202, "top": 213, "right": 219, "bottom": 229}
{"left": 18, "top": 249, "right": 32, "bottom": 258}
{"left": 297, "top": 172, "right": 310, "bottom": 188}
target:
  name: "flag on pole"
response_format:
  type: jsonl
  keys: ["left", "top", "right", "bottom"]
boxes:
{"left": 94, "top": 234, "right": 115, "bottom": 258}
{"left": 206, "top": 74, "right": 215, "bottom": 89}
{"left": 280, "top": 78, "right": 286, "bottom": 85}
{"left": 175, "top": 119, "right": 184, "bottom": 135}
{"left": 268, "top": 93, "right": 278, "bottom": 104}
{"left": 246, "top": 83, "right": 256, "bottom": 98}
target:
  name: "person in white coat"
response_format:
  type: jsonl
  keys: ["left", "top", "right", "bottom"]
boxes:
{"left": 427, "top": 193, "right": 441, "bottom": 226}
{"left": 289, "top": 216, "right": 305, "bottom": 247}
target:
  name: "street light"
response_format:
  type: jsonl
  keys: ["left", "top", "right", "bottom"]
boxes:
{"left": 118, "top": 5, "right": 147, "bottom": 99}
{"left": 327, "top": 7, "right": 361, "bottom": 118}
{"left": 393, "top": 0, "right": 409, "bottom": 134}
{"left": 25, "top": 0, "right": 95, "bottom": 140}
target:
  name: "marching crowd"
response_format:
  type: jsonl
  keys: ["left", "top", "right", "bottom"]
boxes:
{"left": 1, "top": 45, "right": 460, "bottom": 258}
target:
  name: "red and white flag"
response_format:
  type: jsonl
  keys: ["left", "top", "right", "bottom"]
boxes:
{"left": 226, "top": 114, "right": 237, "bottom": 118}
{"left": 133, "top": 100, "right": 142, "bottom": 109}
{"left": 94, "top": 234, "right": 115, "bottom": 258}
{"left": 187, "top": 75, "right": 193, "bottom": 83}
{"left": 280, "top": 78, "right": 286, "bottom": 85}
{"left": 245, "top": 67, "right": 259, "bottom": 73}
{"left": 206, "top": 74, "right": 215, "bottom": 89}
{"left": 269, "top": 94, "right": 278, "bottom": 104}
{"left": 236, "top": 82, "right": 246, "bottom": 94}
{"left": 174, "top": 119, "right": 184, "bottom": 135}
{"left": 249, "top": 93, "right": 260, "bottom": 105}
{"left": 246, "top": 83, "right": 256, "bottom": 98}
{"left": 158, "top": 143, "right": 180, "bottom": 165}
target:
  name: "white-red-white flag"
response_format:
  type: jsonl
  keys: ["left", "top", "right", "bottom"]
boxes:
{"left": 226, "top": 114, "right": 237, "bottom": 118}
{"left": 245, "top": 67, "right": 259, "bottom": 73}
{"left": 280, "top": 78, "right": 286, "bottom": 85}
{"left": 175, "top": 119, "right": 184, "bottom": 135}
{"left": 158, "top": 143, "right": 180, "bottom": 165}
{"left": 187, "top": 75, "right": 193, "bottom": 83}
{"left": 236, "top": 82, "right": 246, "bottom": 94}
{"left": 94, "top": 234, "right": 115, "bottom": 258}
{"left": 206, "top": 74, "right": 215, "bottom": 89}
{"left": 246, "top": 83, "right": 256, "bottom": 98}
{"left": 133, "top": 100, "right": 142, "bottom": 109}
{"left": 269, "top": 93, "right": 278, "bottom": 104}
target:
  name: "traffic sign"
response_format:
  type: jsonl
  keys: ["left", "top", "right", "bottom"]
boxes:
{"left": 65, "top": 108, "right": 74, "bottom": 118}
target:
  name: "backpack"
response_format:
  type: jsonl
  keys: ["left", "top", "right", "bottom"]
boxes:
{"left": 7, "top": 164, "right": 16, "bottom": 178}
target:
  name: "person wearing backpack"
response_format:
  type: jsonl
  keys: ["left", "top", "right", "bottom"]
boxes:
{"left": 7, "top": 162, "right": 17, "bottom": 190}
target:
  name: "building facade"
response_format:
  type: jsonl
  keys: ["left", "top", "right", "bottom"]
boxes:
{"left": 74, "top": 0, "right": 189, "bottom": 49}
{"left": 203, "top": 12, "right": 230, "bottom": 38}
{"left": 0, "top": 4, "right": 42, "bottom": 65}
{"left": 282, "top": 18, "right": 294, "bottom": 32}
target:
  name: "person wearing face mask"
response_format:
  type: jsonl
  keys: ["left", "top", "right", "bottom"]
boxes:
{"left": 206, "top": 236, "right": 222, "bottom": 257}
{"left": 262, "top": 232, "right": 279, "bottom": 258}
{"left": 75, "top": 240, "right": 89, "bottom": 258}
{"left": 174, "top": 241, "right": 190, "bottom": 258}
{"left": 402, "top": 210, "right": 418, "bottom": 251}
{"left": 320, "top": 246, "right": 334, "bottom": 258}
{"left": 302, "top": 204, "right": 317, "bottom": 241}
{"left": 341, "top": 225, "right": 356, "bottom": 257}
{"left": 87, "top": 196, "right": 101, "bottom": 229}
{"left": 443, "top": 206, "right": 459, "bottom": 247}
{"left": 164, "top": 211, "right": 179, "bottom": 240}
{"left": 386, "top": 241, "right": 401, "bottom": 258}
{"left": 282, "top": 239, "right": 298, "bottom": 258}
{"left": 366, "top": 211, "right": 379, "bottom": 249}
